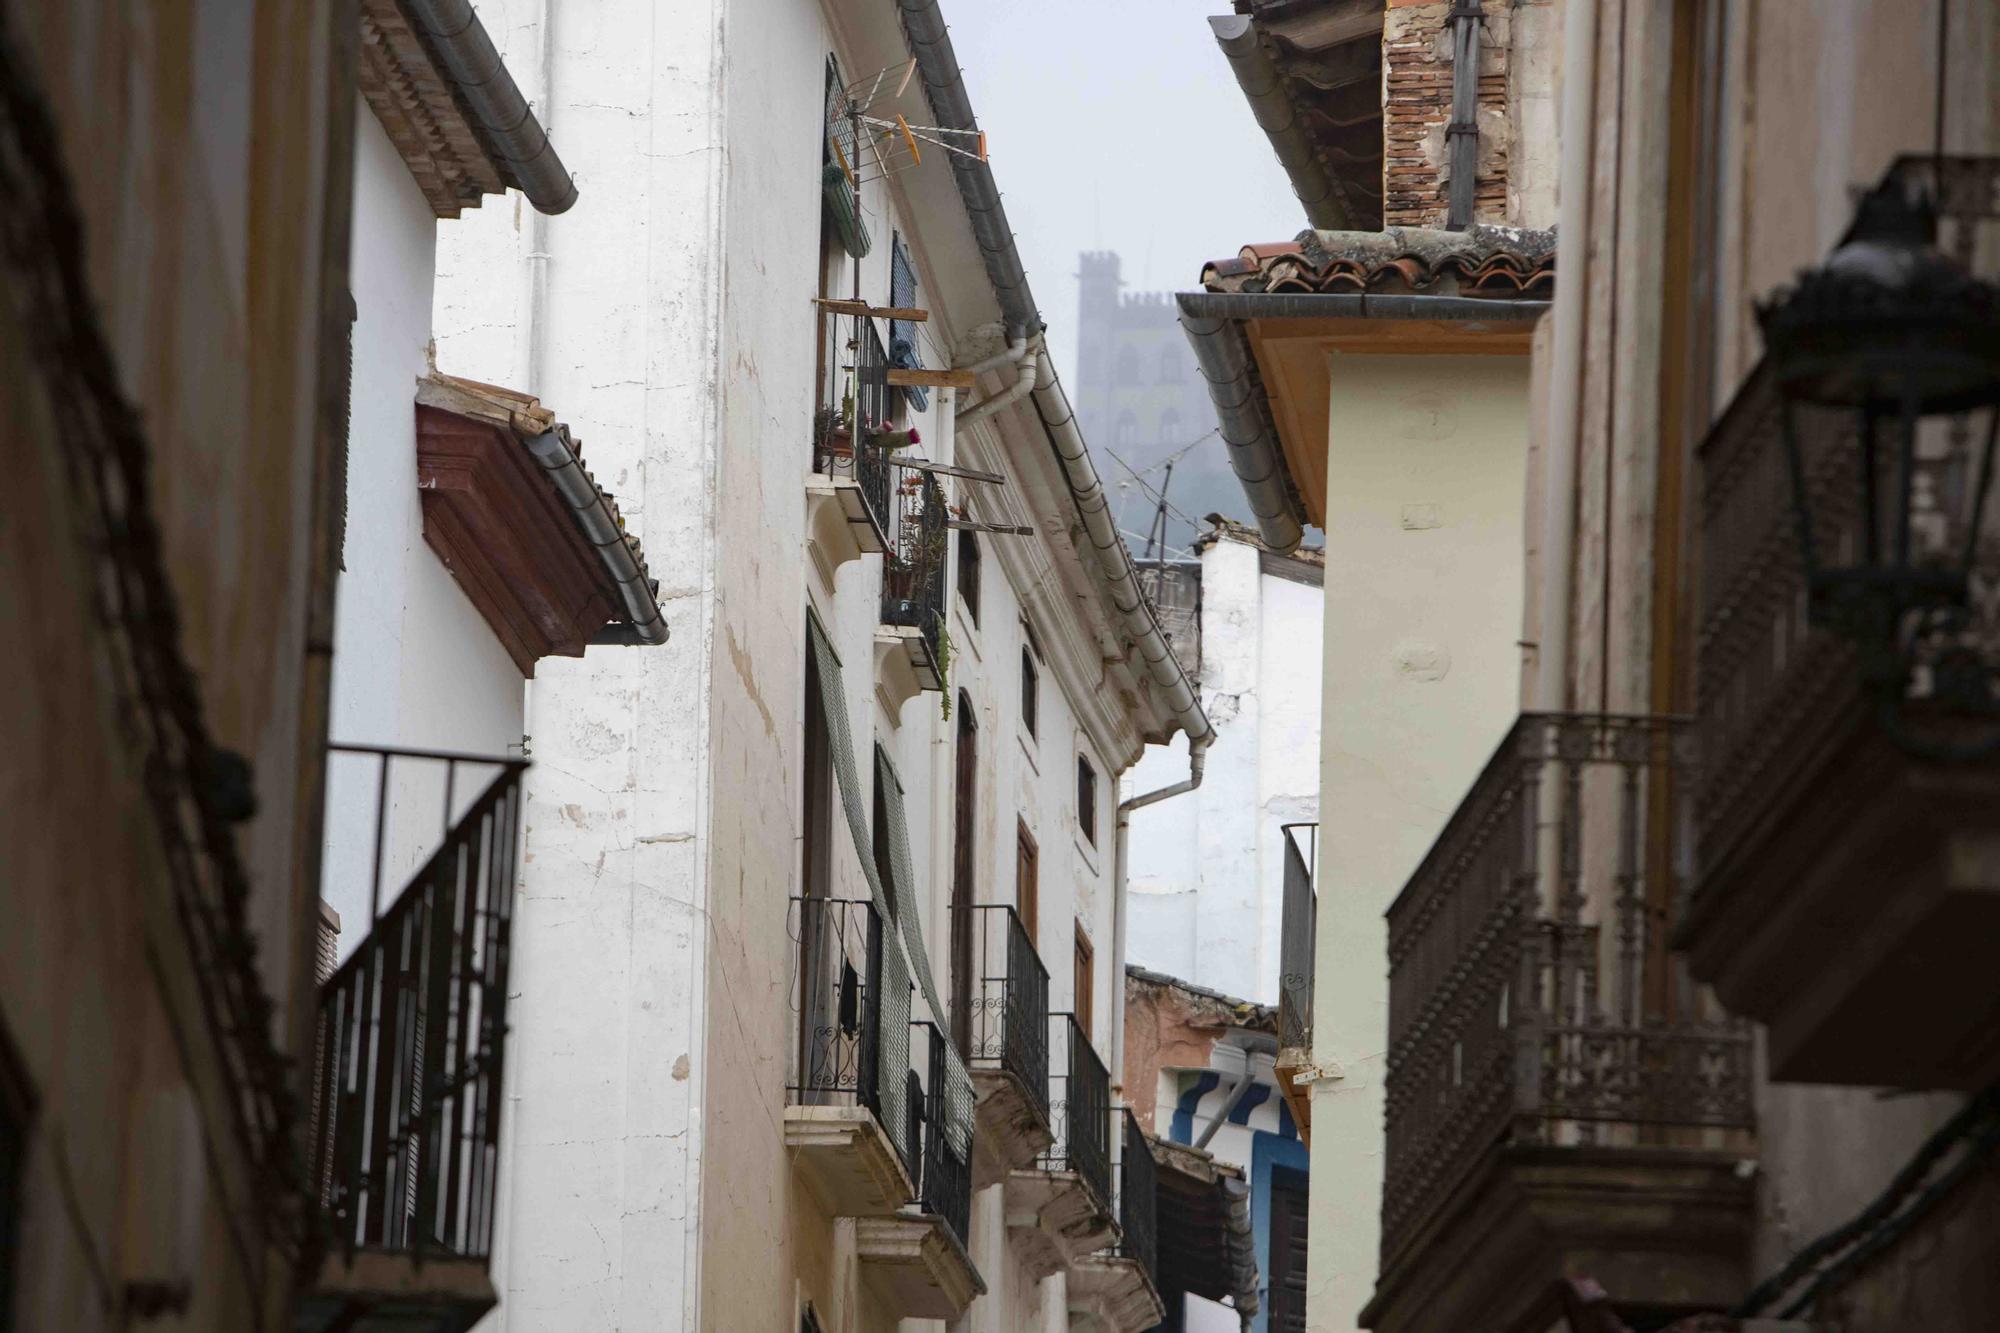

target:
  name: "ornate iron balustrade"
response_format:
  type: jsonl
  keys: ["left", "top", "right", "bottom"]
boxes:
{"left": 309, "top": 745, "right": 527, "bottom": 1264}
{"left": 813, "top": 309, "right": 894, "bottom": 540}
{"left": 1110, "top": 1108, "right": 1158, "bottom": 1283}
{"left": 882, "top": 470, "right": 947, "bottom": 679}
{"left": 790, "top": 895, "right": 891, "bottom": 1143}
{"left": 962, "top": 903, "right": 1051, "bottom": 1125}
{"left": 1379, "top": 714, "right": 1753, "bottom": 1270}
{"left": 1038, "top": 1013, "right": 1113, "bottom": 1209}
{"left": 1278, "top": 823, "right": 1317, "bottom": 1053}
{"left": 910, "top": 1021, "right": 974, "bottom": 1250}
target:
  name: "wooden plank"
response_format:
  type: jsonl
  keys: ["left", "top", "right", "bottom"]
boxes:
{"left": 948, "top": 519, "right": 1035, "bottom": 537}
{"left": 812, "top": 297, "right": 930, "bottom": 323}
{"left": 886, "top": 367, "right": 974, "bottom": 389}
{"left": 889, "top": 457, "right": 1008, "bottom": 485}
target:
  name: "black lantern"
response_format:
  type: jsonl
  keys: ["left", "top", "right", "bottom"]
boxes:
{"left": 1757, "top": 178, "right": 2000, "bottom": 752}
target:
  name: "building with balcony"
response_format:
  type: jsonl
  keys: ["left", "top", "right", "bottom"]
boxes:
{"left": 3, "top": 2, "right": 355, "bottom": 1328}
{"left": 417, "top": 1, "right": 1214, "bottom": 1329}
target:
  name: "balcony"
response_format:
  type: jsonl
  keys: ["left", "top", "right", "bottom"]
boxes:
{"left": 1006, "top": 1014, "right": 1117, "bottom": 1278}
{"left": 1275, "top": 822, "right": 1317, "bottom": 1144}
{"left": 856, "top": 1022, "right": 986, "bottom": 1320}
{"left": 298, "top": 745, "right": 527, "bottom": 1333}
{"left": 876, "top": 471, "right": 948, "bottom": 710}
{"left": 1361, "top": 715, "right": 1756, "bottom": 1333}
{"left": 1680, "top": 358, "right": 2000, "bottom": 1088}
{"left": 962, "top": 904, "right": 1054, "bottom": 1185}
{"left": 806, "top": 310, "right": 893, "bottom": 576}
{"left": 1069, "top": 1109, "right": 1166, "bottom": 1332}
{"left": 784, "top": 896, "right": 916, "bottom": 1219}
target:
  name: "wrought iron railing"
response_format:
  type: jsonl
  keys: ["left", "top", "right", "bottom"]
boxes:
{"left": 309, "top": 745, "right": 527, "bottom": 1264}
{"left": 1278, "top": 823, "right": 1317, "bottom": 1053}
{"left": 1110, "top": 1107, "right": 1158, "bottom": 1284}
{"left": 813, "top": 309, "right": 894, "bottom": 539}
{"left": 882, "top": 471, "right": 947, "bottom": 679}
{"left": 910, "top": 1021, "right": 974, "bottom": 1250}
{"left": 790, "top": 896, "right": 888, "bottom": 1133}
{"left": 1379, "top": 714, "right": 1753, "bottom": 1270}
{"left": 1037, "top": 1013, "right": 1113, "bottom": 1210}
{"left": 962, "top": 903, "right": 1051, "bottom": 1126}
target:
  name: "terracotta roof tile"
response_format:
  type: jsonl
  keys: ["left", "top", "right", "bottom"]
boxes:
{"left": 1201, "top": 225, "right": 1556, "bottom": 298}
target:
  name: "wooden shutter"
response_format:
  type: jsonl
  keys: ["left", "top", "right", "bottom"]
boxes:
{"left": 1074, "top": 924, "right": 1095, "bottom": 1037}
{"left": 1015, "top": 821, "right": 1039, "bottom": 940}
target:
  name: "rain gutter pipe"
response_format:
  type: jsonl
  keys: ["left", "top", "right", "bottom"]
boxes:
{"left": 956, "top": 334, "right": 1043, "bottom": 425}
{"left": 524, "top": 428, "right": 669, "bottom": 646}
{"left": 1177, "top": 290, "right": 1551, "bottom": 554}
{"left": 1210, "top": 14, "right": 1349, "bottom": 230}
{"left": 1535, "top": 0, "right": 1596, "bottom": 711}
{"left": 901, "top": 0, "right": 1214, "bottom": 1095}
{"left": 405, "top": 0, "right": 578, "bottom": 215}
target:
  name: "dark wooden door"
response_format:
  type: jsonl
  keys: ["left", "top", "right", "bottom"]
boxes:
{"left": 1267, "top": 1166, "right": 1310, "bottom": 1332}
{"left": 949, "top": 694, "right": 977, "bottom": 1055}
{"left": 799, "top": 648, "right": 835, "bottom": 1100}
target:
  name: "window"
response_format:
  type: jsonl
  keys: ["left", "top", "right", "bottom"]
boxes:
{"left": 1074, "top": 923, "right": 1095, "bottom": 1037}
{"left": 1158, "top": 409, "right": 1181, "bottom": 448}
{"left": 803, "top": 643, "right": 834, "bottom": 901}
{"left": 889, "top": 234, "right": 928, "bottom": 414}
{"left": 1020, "top": 646, "right": 1039, "bottom": 739}
{"left": 1076, "top": 754, "right": 1098, "bottom": 848}
{"left": 1159, "top": 341, "right": 1181, "bottom": 384}
{"left": 949, "top": 694, "right": 978, "bottom": 1055}
{"left": 1114, "top": 412, "right": 1137, "bottom": 447}
{"left": 1015, "top": 821, "right": 1039, "bottom": 941}
{"left": 957, "top": 529, "right": 981, "bottom": 626}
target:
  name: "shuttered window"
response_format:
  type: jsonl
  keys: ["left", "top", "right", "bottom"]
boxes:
{"left": 889, "top": 234, "right": 927, "bottom": 412}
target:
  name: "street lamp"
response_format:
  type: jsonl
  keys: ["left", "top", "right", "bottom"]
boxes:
{"left": 1756, "top": 178, "right": 2000, "bottom": 753}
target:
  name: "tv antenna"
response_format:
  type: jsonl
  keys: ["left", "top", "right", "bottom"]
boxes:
{"left": 828, "top": 58, "right": 988, "bottom": 189}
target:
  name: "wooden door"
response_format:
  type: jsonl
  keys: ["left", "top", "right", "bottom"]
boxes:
{"left": 949, "top": 694, "right": 977, "bottom": 1055}
{"left": 1267, "top": 1166, "right": 1310, "bottom": 1332}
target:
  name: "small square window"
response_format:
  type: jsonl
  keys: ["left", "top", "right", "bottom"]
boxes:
{"left": 1020, "top": 646, "right": 1039, "bottom": 739}
{"left": 957, "top": 530, "right": 981, "bottom": 625}
{"left": 1076, "top": 754, "right": 1098, "bottom": 847}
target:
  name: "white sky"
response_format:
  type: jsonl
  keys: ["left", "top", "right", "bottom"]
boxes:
{"left": 945, "top": 0, "right": 1305, "bottom": 389}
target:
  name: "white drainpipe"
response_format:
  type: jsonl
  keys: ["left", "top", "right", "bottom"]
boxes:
{"left": 955, "top": 335, "right": 1042, "bottom": 425}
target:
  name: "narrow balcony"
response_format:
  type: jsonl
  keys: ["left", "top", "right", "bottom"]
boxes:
{"left": 299, "top": 745, "right": 527, "bottom": 1333}
{"left": 877, "top": 470, "right": 948, "bottom": 707}
{"left": 961, "top": 903, "right": 1054, "bottom": 1185}
{"left": 806, "top": 309, "right": 894, "bottom": 575}
{"left": 784, "top": 896, "right": 916, "bottom": 1219}
{"left": 1361, "top": 715, "right": 1756, "bottom": 1333}
{"left": 1069, "top": 1109, "right": 1166, "bottom": 1333}
{"left": 1275, "top": 822, "right": 1317, "bottom": 1144}
{"left": 857, "top": 1021, "right": 986, "bottom": 1320}
{"left": 1006, "top": 1014, "right": 1117, "bottom": 1278}
{"left": 1681, "top": 359, "right": 2000, "bottom": 1088}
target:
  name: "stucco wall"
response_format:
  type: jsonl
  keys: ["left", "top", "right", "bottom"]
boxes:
{"left": 1128, "top": 534, "right": 1323, "bottom": 1005}
{"left": 1309, "top": 353, "right": 1529, "bottom": 1330}
{"left": 2, "top": 1, "right": 345, "bottom": 1328}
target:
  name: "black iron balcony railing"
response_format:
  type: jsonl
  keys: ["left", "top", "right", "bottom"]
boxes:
{"left": 1380, "top": 714, "right": 1754, "bottom": 1270}
{"left": 1278, "top": 823, "right": 1317, "bottom": 1053}
{"left": 309, "top": 744, "right": 527, "bottom": 1265}
{"left": 962, "top": 903, "right": 1051, "bottom": 1125}
{"left": 1111, "top": 1107, "right": 1158, "bottom": 1283}
{"left": 1038, "top": 1013, "right": 1113, "bottom": 1209}
{"left": 790, "top": 896, "right": 887, "bottom": 1130}
{"left": 882, "top": 470, "right": 947, "bottom": 678}
{"left": 910, "top": 1021, "right": 974, "bottom": 1250}
{"left": 813, "top": 309, "right": 894, "bottom": 539}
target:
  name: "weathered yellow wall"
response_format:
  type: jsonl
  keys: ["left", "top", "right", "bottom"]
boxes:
{"left": 1308, "top": 352, "right": 1530, "bottom": 1330}
{"left": 0, "top": 2, "right": 344, "bottom": 1327}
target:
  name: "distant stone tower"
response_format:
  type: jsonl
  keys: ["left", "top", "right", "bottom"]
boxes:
{"left": 1073, "top": 249, "right": 1240, "bottom": 553}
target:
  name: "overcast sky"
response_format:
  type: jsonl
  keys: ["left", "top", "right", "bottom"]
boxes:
{"left": 946, "top": 0, "right": 1304, "bottom": 390}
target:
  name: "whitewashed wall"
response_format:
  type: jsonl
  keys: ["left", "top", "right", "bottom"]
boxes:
{"left": 323, "top": 108, "right": 526, "bottom": 961}
{"left": 1127, "top": 533, "right": 1322, "bottom": 1004}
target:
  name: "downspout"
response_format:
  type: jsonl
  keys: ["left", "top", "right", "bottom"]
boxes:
{"left": 1112, "top": 734, "right": 1213, "bottom": 1085}
{"left": 956, "top": 334, "right": 1043, "bottom": 426}
{"left": 1444, "top": 0, "right": 1485, "bottom": 230}
{"left": 1534, "top": 0, "right": 1597, "bottom": 712}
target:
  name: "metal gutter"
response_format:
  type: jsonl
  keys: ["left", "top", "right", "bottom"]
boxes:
{"left": 897, "top": 0, "right": 1214, "bottom": 757}
{"left": 403, "top": 0, "right": 577, "bottom": 215}
{"left": 524, "top": 428, "right": 669, "bottom": 646}
{"left": 1177, "top": 290, "right": 1553, "bottom": 552}
{"left": 1210, "top": 15, "right": 1349, "bottom": 230}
